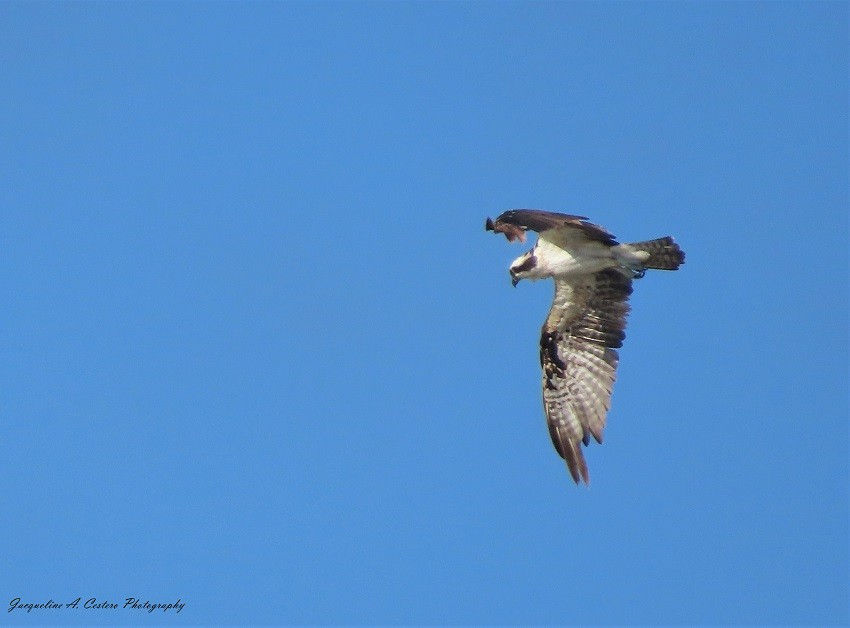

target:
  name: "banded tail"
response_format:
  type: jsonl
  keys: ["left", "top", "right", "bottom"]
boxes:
{"left": 626, "top": 236, "right": 685, "bottom": 270}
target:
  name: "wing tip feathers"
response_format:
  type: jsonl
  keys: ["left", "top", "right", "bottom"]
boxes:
{"left": 561, "top": 432, "right": 591, "bottom": 486}
{"left": 485, "top": 215, "right": 527, "bottom": 242}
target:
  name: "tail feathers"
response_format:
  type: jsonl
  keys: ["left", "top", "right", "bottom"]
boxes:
{"left": 628, "top": 236, "right": 685, "bottom": 270}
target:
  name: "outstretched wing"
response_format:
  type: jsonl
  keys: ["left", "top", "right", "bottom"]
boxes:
{"left": 540, "top": 268, "right": 633, "bottom": 484}
{"left": 486, "top": 209, "right": 618, "bottom": 246}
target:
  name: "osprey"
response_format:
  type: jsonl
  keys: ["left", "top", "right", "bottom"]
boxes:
{"left": 485, "top": 209, "right": 685, "bottom": 485}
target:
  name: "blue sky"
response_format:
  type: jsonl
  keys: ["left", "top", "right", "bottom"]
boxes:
{"left": 1, "top": 2, "right": 847, "bottom": 625}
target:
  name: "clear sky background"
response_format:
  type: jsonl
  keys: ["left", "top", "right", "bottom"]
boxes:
{"left": 1, "top": 2, "right": 847, "bottom": 625}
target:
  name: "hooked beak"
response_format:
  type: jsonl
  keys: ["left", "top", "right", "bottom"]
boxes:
{"left": 510, "top": 270, "right": 520, "bottom": 287}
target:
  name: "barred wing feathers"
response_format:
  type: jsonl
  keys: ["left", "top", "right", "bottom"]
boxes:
{"left": 540, "top": 269, "right": 633, "bottom": 484}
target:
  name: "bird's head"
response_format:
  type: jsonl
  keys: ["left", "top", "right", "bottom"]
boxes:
{"left": 509, "top": 251, "right": 539, "bottom": 287}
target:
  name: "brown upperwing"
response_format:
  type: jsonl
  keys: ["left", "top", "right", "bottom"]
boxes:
{"left": 485, "top": 209, "right": 618, "bottom": 246}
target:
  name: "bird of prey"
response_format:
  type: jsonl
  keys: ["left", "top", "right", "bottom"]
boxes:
{"left": 485, "top": 209, "right": 685, "bottom": 484}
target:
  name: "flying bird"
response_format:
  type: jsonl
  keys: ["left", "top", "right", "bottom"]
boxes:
{"left": 485, "top": 209, "right": 685, "bottom": 485}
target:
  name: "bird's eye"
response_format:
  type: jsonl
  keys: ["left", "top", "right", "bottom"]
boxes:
{"left": 513, "top": 255, "right": 537, "bottom": 273}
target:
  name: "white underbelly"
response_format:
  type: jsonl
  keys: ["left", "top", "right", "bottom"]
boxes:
{"left": 536, "top": 238, "right": 615, "bottom": 276}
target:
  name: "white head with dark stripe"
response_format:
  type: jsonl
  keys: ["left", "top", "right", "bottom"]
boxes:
{"left": 509, "top": 250, "right": 541, "bottom": 286}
